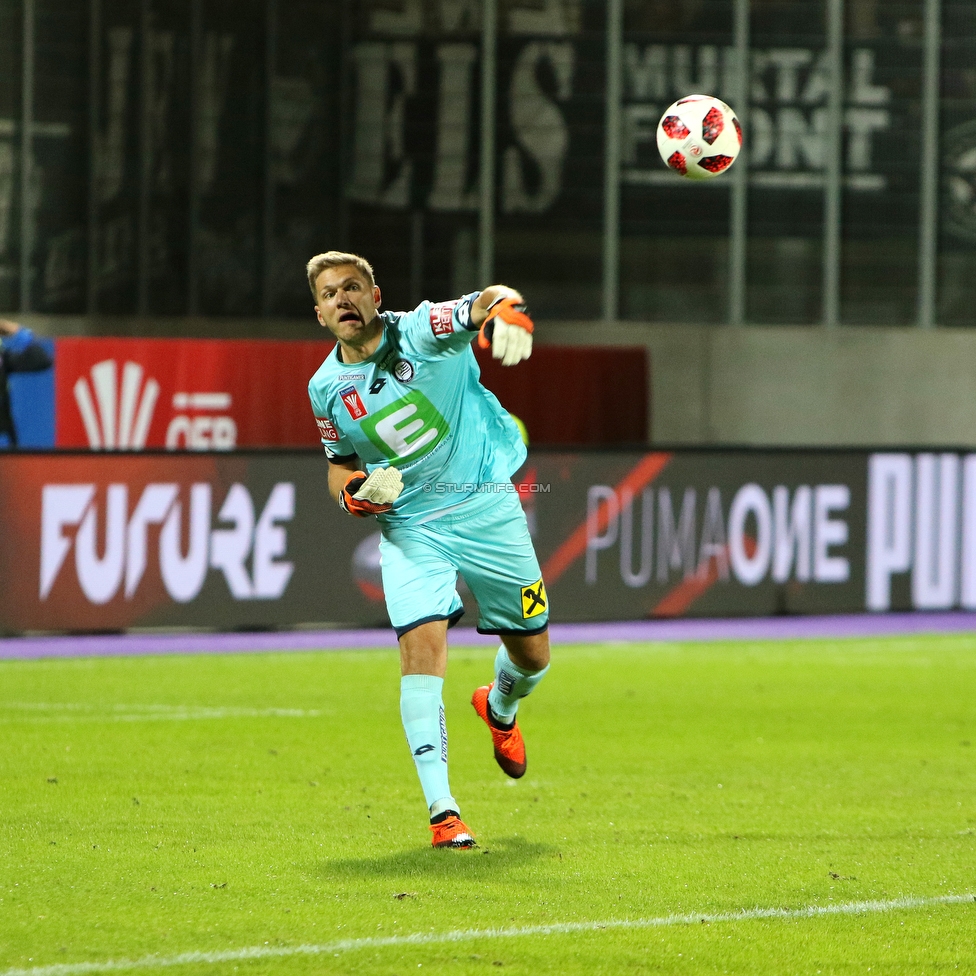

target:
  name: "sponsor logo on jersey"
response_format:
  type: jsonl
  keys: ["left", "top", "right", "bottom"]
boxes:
{"left": 315, "top": 417, "right": 339, "bottom": 442}
{"left": 393, "top": 359, "right": 415, "bottom": 382}
{"left": 338, "top": 372, "right": 366, "bottom": 381}
{"left": 339, "top": 385, "right": 368, "bottom": 420}
{"left": 430, "top": 300, "right": 458, "bottom": 337}
{"left": 520, "top": 578, "right": 548, "bottom": 619}
{"left": 361, "top": 390, "right": 448, "bottom": 464}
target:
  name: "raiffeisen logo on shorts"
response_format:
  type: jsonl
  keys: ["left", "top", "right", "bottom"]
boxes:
{"left": 72, "top": 360, "right": 237, "bottom": 450}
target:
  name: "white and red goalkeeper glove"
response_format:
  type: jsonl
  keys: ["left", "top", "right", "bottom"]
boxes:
{"left": 339, "top": 467, "right": 403, "bottom": 517}
{"left": 478, "top": 296, "right": 534, "bottom": 366}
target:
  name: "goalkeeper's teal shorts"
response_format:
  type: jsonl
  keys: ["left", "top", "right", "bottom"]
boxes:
{"left": 379, "top": 488, "right": 549, "bottom": 639}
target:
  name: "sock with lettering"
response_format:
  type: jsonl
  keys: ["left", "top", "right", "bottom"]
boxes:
{"left": 400, "top": 674, "right": 457, "bottom": 817}
{"left": 487, "top": 645, "right": 549, "bottom": 726}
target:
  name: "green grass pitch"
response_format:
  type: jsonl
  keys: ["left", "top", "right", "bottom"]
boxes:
{"left": 2, "top": 634, "right": 975, "bottom": 975}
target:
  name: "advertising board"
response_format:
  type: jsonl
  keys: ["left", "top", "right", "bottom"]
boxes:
{"left": 54, "top": 338, "right": 333, "bottom": 450}
{"left": 2, "top": 449, "right": 972, "bottom": 634}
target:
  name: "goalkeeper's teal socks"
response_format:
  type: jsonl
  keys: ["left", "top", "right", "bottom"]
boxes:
{"left": 487, "top": 645, "right": 549, "bottom": 725}
{"left": 400, "top": 674, "right": 458, "bottom": 818}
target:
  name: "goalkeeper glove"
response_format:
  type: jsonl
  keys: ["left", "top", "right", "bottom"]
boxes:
{"left": 339, "top": 466, "right": 403, "bottom": 517}
{"left": 478, "top": 296, "right": 534, "bottom": 366}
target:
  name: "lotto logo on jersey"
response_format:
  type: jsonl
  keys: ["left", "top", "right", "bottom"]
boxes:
{"left": 340, "top": 386, "right": 368, "bottom": 420}
{"left": 315, "top": 417, "right": 339, "bottom": 443}
{"left": 429, "top": 301, "right": 458, "bottom": 337}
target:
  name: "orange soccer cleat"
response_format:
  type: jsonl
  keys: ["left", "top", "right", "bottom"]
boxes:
{"left": 471, "top": 684, "right": 526, "bottom": 779}
{"left": 429, "top": 814, "right": 477, "bottom": 849}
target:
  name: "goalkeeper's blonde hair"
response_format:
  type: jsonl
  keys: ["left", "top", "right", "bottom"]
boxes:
{"left": 306, "top": 251, "right": 376, "bottom": 299}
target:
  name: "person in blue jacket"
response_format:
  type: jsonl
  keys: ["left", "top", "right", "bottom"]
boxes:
{"left": 0, "top": 319, "right": 52, "bottom": 448}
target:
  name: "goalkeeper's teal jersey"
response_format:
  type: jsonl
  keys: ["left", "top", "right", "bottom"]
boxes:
{"left": 307, "top": 294, "right": 526, "bottom": 526}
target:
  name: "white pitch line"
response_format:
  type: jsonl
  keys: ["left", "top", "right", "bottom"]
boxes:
{"left": 0, "top": 704, "right": 321, "bottom": 723}
{"left": 1, "top": 893, "right": 972, "bottom": 976}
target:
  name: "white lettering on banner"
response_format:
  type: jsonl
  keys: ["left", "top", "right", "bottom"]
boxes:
{"left": 773, "top": 485, "right": 811, "bottom": 583}
{"left": 866, "top": 452, "right": 976, "bottom": 610}
{"left": 585, "top": 485, "right": 618, "bottom": 584}
{"left": 71, "top": 358, "right": 237, "bottom": 451}
{"left": 619, "top": 487, "right": 653, "bottom": 588}
{"left": 698, "top": 487, "right": 729, "bottom": 580}
{"left": 729, "top": 484, "right": 773, "bottom": 586}
{"left": 349, "top": 31, "right": 575, "bottom": 214}
{"left": 913, "top": 454, "right": 959, "bottom": 609}
{"left": 866, "top": 452, "right": 976, "bottom": 611}
{"left": 503, "top": 42, "right": 574, "bottom": 213}
{"left": 656, "top": 487, "right": 697, "bottom": 583}
{"left": 814, "top": 484, "right": 851, "bottom": 583}
{"left": 165, "top": 415, "right": 238, "bottom": 450}
{"left": 210, "top": 484, "right": 258, "bottom": 599}
{"left": 253, "top": 483, "right": 296, "bottom": 597}
{"left": 38, "top": 482, "right": 294, "bottom": 604}
{"left": 961, "top": 456, "right": 976, "bottom": 609}
{"left": 866, "top": 454, "right": 913, "bottom": 610}
{"left": 348, "top": 43, "right": 416, "bottom": 207}
{"left": 159, "top": 484, "right": 212, "bottom": 602}
{"left": 74, "top": 360, "right": 160, "bottom": 450}
{"left": 41, "top": 486, "right": 96, "bottom": 599}
{"left": 585, "top": 482, "right": 850, "bottom": 589}
{"left": 75, "top": 484, "right": 128, "bottom": 604}
{"left": 621, "top": 45, "right": 892, "bottom": 192}
{"left": 125, "top": 483, "right": 179, "bottom": 597}
{"left": 364, "top": 0, "right": 580, "bottom": 36}
{"left": 428, "top": 44, "right": 479, "bottom": 212}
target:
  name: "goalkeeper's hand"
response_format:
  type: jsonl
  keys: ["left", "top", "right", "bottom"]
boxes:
{"left": 478, "top": 296, "right": 534, "bottom": 366}
{"left": 339, "top": 466, "right": 403, "bottom": 517}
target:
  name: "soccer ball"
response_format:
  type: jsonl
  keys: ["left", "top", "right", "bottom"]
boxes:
{"left": 656, "top": 95, "right": 742, "bottom": 180}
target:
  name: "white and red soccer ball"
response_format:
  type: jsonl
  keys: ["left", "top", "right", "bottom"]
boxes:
{"left": 656, "top": 95, "right": 742, "bottom": 180}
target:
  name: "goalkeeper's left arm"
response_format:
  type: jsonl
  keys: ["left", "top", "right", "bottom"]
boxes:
{"left": 470, "top": 286, "right": 533, "bottom": 367}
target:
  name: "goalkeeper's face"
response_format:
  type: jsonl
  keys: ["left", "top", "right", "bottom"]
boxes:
{"left": 314, "top": 265, "right": 382, "bottom": 347}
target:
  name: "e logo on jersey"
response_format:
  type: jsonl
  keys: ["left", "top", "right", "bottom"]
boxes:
{"left": 362, "top": 391, "right": 448, "bottom": 465}
{"left": 340, "top": 385, "right": 368, "bottom": 420}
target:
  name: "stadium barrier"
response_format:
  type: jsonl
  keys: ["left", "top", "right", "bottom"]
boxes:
{"left": 2, "top": 448, "right": 972, "bottom": 634}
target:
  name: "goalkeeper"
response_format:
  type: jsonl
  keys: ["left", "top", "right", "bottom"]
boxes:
{"left": 306, "top": 251, "right": 550, "bottom": 850}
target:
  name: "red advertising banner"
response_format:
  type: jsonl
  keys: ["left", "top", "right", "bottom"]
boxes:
{"left": 52, "top": 337, "right": 648, "bottom": 451}
{"left": 475, "top": 345, "right": 648, "bottom": 445}
{"left": 55, "top": 338, "right": 334, "bottom": 450}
